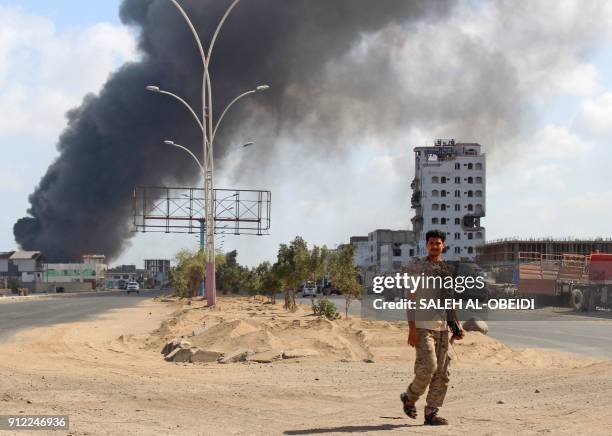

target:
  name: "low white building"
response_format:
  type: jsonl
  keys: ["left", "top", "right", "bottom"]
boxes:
{"left": 350, "top": 237, "right": 370, "bottom": 269}
{"left": 20, "top": 254, "right": 107, "bottom": 292}
{"left": 349, "top": 230, "right": 417, "bottom": 291}
{"left": 366, "top": 229, "right": 416, "bottom": 270}
{"left": 380, "top": 243, "right": 415, "bottom": 273}
{"left": 10, "top": 251, "right": 43, "bottom": 276}
{"left": 0, "top": 252, "right": 12, "bottom": 275}
{"left": 44, "top": 262, "right": 107, "bottom": 284}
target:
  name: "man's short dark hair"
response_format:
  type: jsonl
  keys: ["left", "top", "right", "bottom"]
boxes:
{"left": 426, "top": 229, "right": 446, "bottom": 243}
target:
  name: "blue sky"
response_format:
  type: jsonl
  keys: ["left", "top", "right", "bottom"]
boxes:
{"left": 1, "top": 1, "right": 612, "bottom": 268}
{"left": 4, "top": 0, "right": 122, "bottom": 28}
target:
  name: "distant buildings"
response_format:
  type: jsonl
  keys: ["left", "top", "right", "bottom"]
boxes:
{"left": 33, "top": 254, "right": 107, "bottom": 292}
{"left": 348, "top": 229, "right": 416, "bottom": 289}
{"left": 354, "top": 229, "right": 416, "bottom": 272}
{"left": 349, "top": 237, "right": 369, "bottom": 268}
{"left": 145, "top": 259, "right": 171, "bottom": 286}
{"left": 105, "top": 266, "right": 137, "bottom": 289}
{"left": 345, "top": 138, "right": 487, "bottom": 280}
{"left": 477, "top": 237, "right": 612, "bottom": 283}
{"left": 0, "top": 252, "right": 17, "bottom": 289}
{"left": 0, "top": 251, "right": 44, "bottom": 289}
{"left": 0, "top": 250, "right": 171, "bottom": 293}
{"left": 10, "top": 251, "right": 44, "bottom": 276}
{"left": 105, "top": 260, "right": 171, "bottom": 289}
{"left": 0, "top": 252, "right": 106, "bottom": 292}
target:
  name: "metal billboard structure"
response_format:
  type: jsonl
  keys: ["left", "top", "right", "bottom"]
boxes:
{"left": 133, "top": 186, "right": 271, "bottom": 236}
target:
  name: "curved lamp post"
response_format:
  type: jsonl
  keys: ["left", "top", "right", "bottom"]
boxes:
{"left": 146, "top": 0, "right": 268, "bottom": 306}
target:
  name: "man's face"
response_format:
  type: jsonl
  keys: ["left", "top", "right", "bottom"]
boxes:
{"left": 426, "top": 237, "right": 445, "bottom": 257}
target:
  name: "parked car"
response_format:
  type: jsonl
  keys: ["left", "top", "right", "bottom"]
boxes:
{"left": 322, "top": 283, "right": 341, "bottom": 296}
{"left": 126, "top": 281, "right": 140, "bottom": 294}
{"left": 301, "top": 281, "right": 317, "bottom": 298}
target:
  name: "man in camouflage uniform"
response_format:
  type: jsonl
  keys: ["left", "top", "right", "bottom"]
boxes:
{"left": 400, "top": 229, "right": 463, "bottom": 426}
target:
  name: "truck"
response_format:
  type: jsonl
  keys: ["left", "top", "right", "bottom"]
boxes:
{"left": 518, "top": 252, "right": 612, "bottom": 311}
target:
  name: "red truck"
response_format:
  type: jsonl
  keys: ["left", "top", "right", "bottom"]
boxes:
{"left": 518, "top": 252, "right": 612, "bottom": 311}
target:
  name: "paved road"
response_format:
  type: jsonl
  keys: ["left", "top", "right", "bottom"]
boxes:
{"left": 299, "top": 295, "right": 612, "bottom": 359}
{"left": 0, "top": 290, "right": 163, "bottom": 342}
{"left": 3, "top": 291, "right": 611, "bottom": 359}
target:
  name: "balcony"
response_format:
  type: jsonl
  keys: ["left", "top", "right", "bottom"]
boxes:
{"left": 411, "top": 191, "right": 421, "bottom": 208}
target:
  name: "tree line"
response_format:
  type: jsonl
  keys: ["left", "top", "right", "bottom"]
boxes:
{"left": 169, "top": 236, "right": 362, "bottom": 316}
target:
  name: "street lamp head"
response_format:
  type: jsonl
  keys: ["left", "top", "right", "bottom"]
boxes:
{"left": 164, "top": 140, "right": 175, "bottom": 146}
{"left": 242, "top": 142, "right": 254, "bottom": 148}
{"left": 256, "top": 85, "right": 270, "bottom": 92}
{"left": 146, "top": 86, "right": 160, "bottom": 92}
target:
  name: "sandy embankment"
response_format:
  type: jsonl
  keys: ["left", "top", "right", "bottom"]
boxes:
{"left": 0, "top": 296, "right": 611, "bottom": 435}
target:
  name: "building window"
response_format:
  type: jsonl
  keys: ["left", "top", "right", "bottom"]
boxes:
{"left": 467, "top": 163, "right": 473, "bottom": 170}
{"left": 467, "top": 190, "right": 473, "bottom": 198}
{"left": 441, "top": 190, "right": 447, "bottom": 197}
{"left": 467, "top": 177, "right": 473, "bottom": 184}
{"left": 467, "top": 247, "right": 474, "bottom": 254}
{"left": 441, "top": 204, "right": 447, "bottom": 211}
{"left": 454, "top": 204, "right": 460, "bottom": 211}
{"left": 475, "top": 190, "right": 482, "bottom": 197}
{"left": 441, "top": 218, "right": 447, "bottom": 224}
{"left": 455, "top": 218, "right": 460, "bottom": 225}
{"left": 455, "top": 177, "right": 460, "bottom": 184}
{"left": 441, "top": 176, "right": 447, "bottom": 184}
{"left": 409, "top": 249, "right": 415, "bottom": 256}
{"left": 432, "top": 189, "right": 439, "bottom": 197}
{"left": 476, "top": 177, "right": 482, "bottom": 183}
{"left": 476, "top": 232, "right": 483, "bottom": 239}
{"left": 455, "top": 247, "right": 461, "bottom": 254}
{"left": 432, "top": 176, "right": 439, "bottom": 183}
{"left": 432, "top": 217, "right": 438, "bottom": 224}
{"left": 468, "top": 233, "right": 473, "bottom": 240}
{"left": 455, "top": 163, "right": 460, "bottom": 170}
{"left": 454, "top": 233, "right": 460, "bottom": 240}
{"left": 454, "top": 190, "right": 460, "bottom": 197}
{"left": 475, "top": 163, "right": 482, "bottom": 170}
{"left": 468, "top": 204, "right": 474, "bottom": 211}
{"left": 432, "top": 203, "right": 439, "bottom": 211}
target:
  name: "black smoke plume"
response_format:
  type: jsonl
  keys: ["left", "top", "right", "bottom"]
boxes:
{"left": 14, "top": 0, "right": 458, "bottom": 261}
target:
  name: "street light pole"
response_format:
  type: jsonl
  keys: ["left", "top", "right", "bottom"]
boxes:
{"left": 149, "top": 0, "right": 267, "bottom": 306}
{"left": 166, "top": 0, "right": 240, "bottom": 307}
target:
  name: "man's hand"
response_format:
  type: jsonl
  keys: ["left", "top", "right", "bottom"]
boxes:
{"left": 451, "top": 328, "right": 464, "bottom": 341}
{"left": 408, "top": 328, "right": 419, "bottom": 347}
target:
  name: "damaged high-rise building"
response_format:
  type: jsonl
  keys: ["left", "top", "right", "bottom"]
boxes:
{"left": 411, "top": 139, "right": 486, "bottom": 261}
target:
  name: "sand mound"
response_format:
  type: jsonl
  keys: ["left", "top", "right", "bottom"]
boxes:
{"left": 145, "top": 297, "right": 601, "bottom": 368}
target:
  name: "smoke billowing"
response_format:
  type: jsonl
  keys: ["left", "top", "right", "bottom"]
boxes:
{"left": 14, "top": 0, "right": 462, "bottom": 261}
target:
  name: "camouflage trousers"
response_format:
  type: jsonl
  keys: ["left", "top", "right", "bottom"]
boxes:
{"left": 405, "top": 328, "right": 451, "bottom": 414}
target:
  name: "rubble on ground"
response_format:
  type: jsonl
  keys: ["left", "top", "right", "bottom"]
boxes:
{"left": 462, "top": 318, "right": 489, "bottom": 334}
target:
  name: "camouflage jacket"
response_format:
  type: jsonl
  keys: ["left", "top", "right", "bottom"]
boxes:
{"left": 403, "top": 256, "right": 460, "bottom": 326}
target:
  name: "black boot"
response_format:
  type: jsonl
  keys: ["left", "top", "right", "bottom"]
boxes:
{"left": 399, "top": 392, "right": 417, "bottom": 419}
{"left": 424, "top": 408, "right": 448, "bottom": 425}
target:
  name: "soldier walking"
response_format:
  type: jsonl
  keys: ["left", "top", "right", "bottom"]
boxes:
{"left": 400, "top": 229, "right": 464, "bottom": 425}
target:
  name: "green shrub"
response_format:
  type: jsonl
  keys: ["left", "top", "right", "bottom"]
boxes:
{"left": 312, "top": 297, "right": 340, "bottom": 320}
{"left": 7, "top": 278, "right": 19, "bottom": 294}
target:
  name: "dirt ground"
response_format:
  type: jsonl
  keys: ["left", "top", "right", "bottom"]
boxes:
{"left": 0, "top": 296, "right": 611, "bottom": 435}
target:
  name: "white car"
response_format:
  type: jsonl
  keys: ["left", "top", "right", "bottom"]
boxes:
{"left": 301, "top": 281, "right": 317, "bottom": 298}
{"left": 126, "top": 281, "right": 140, "bottom": 294}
